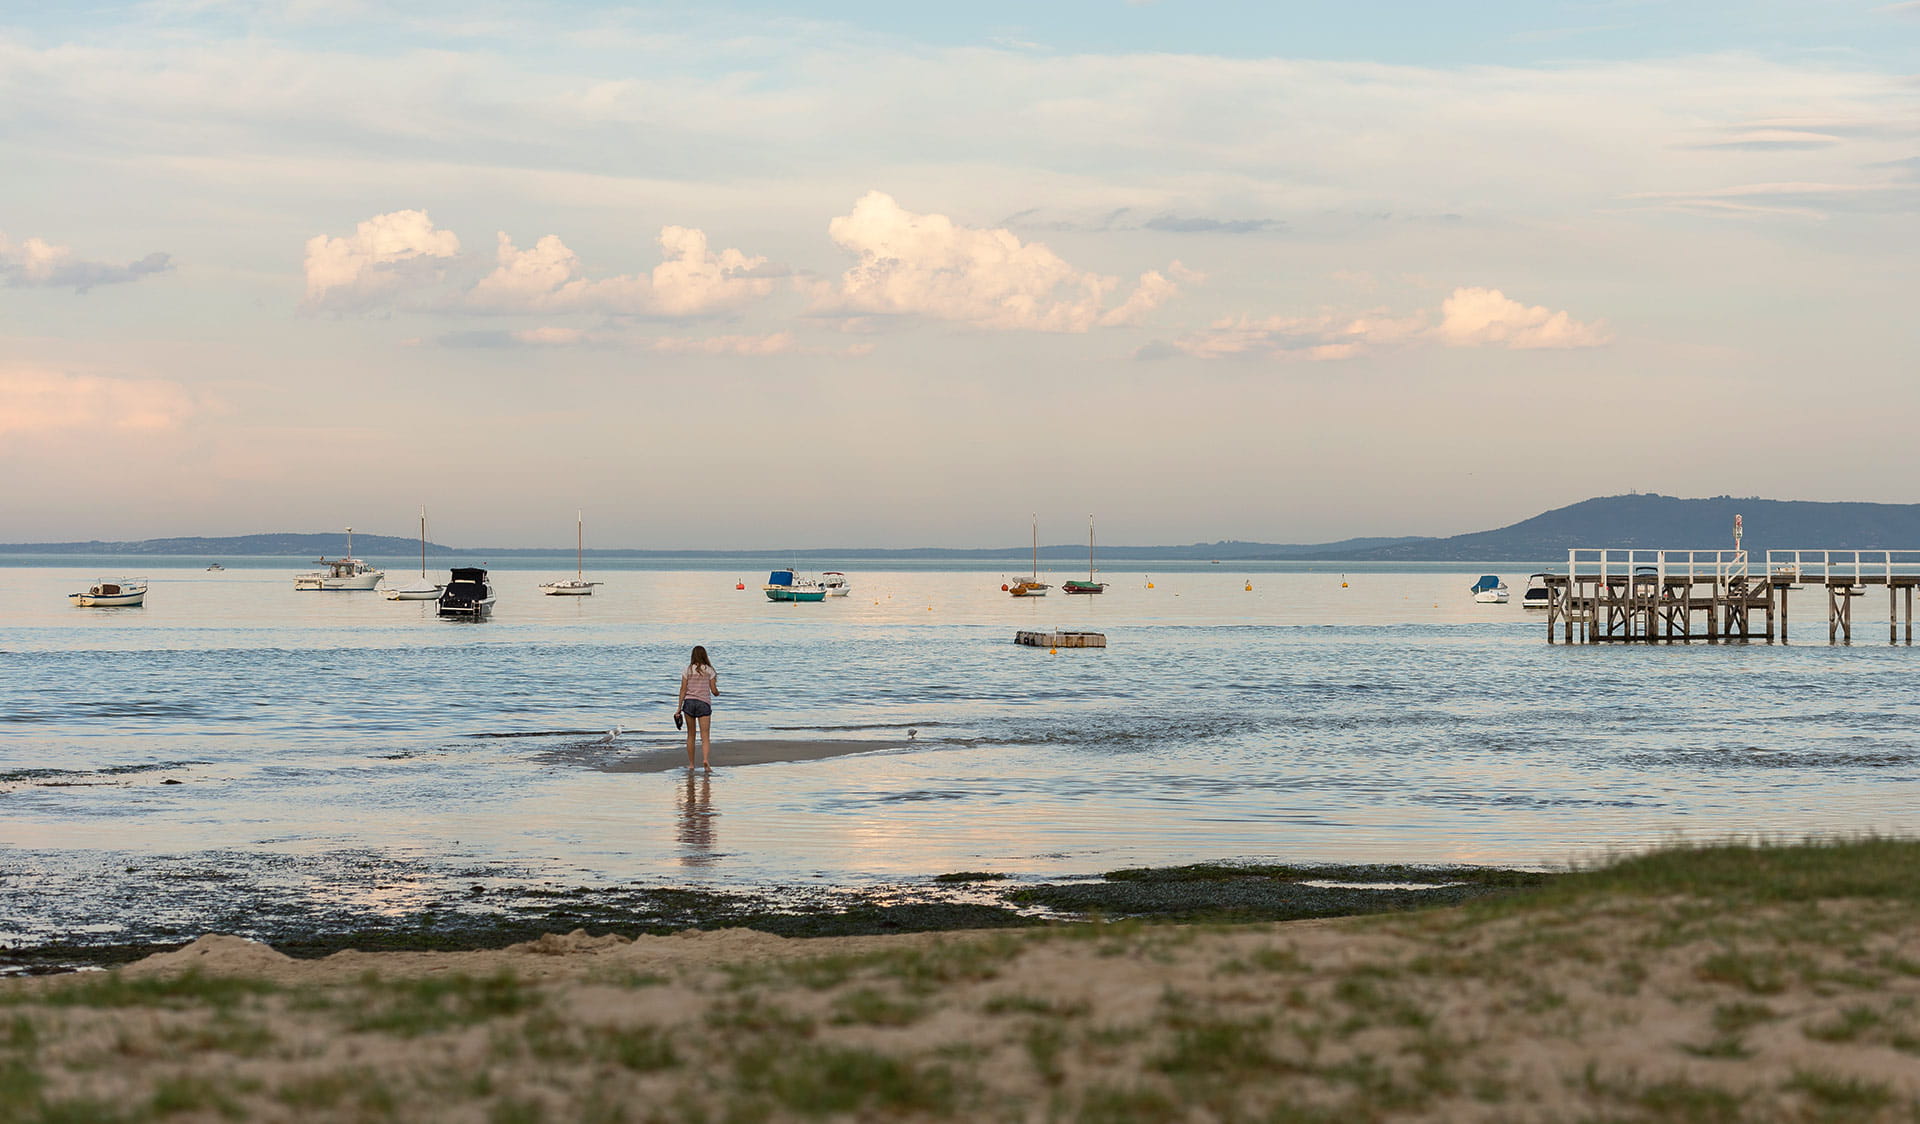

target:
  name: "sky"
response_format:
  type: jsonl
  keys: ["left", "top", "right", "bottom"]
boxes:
{"left": 2, "top": 1, "right": 1916, "bottom": 549}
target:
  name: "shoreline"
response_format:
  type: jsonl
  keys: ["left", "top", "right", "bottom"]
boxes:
{"left": 597, "top": 737, "right": 910, "bottom": 773}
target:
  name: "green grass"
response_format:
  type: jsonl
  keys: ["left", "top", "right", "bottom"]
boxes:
{"left": 349, "top": 971, "right": 539, "bottom": 1035}
{"left": 150, "top": 1074, "right": 243, "bottom": 1119}
{"left": 1696, "top": 948, "right": 1793, "bottom": 995}
{"left": 7, "top": 970, "right": 278, "bottom": 1012}
{"left": 734, "top": 1043, "right": 959, "bottom": 1117}
{"left": 1074, "top": 1084, "right": 1181, "bottom": 1124}
{"left": 829, "top": 986, "right": 926, "bottom": 1027}
{"left": 1782, "top": 1068, "right": 1895, "bottom": 1114}
{"left": 1538, "top": 836, "right": 1920, "bottom": 906}
{"left": 1100, "top": 861, "right": 1549, "bottom": 887}
{"left": 1802, "top": 1004, "right": 1886, "bottom": 1043}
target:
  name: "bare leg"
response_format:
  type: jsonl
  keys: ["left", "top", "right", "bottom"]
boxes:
{"left": 685, "top": 714, "right": 697, "bottom": 769}
{"left": 697, "top": 713, "right": 713, "bottom": 770}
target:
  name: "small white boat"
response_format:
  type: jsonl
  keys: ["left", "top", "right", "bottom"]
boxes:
{"left": 206, "top": 562, "right": 224, "bottom": 572}
{"left": 1470, "top": 575, "right": 1509, "bottom": 604}
{"left": 1521, "top": 573, "right": 1551, "bottom": 610}
{"left": 383, "top": 508, "right": 444, "bottom": 601}
{"left": 765, "top": 569, "right": 827, "bottom": 602}
{"left": 1006, "top": 515, "right": 1051, "bottom": 597}
{"left": 70, "top": 580, "right": 148, "bottom": 607}
{"left": 295, "top": 527, "right": 384, "bottom": 591}
{"left": 438, "top": 567, "right": 497, "bottom": 619}
{"left": 819, "top": 571, "right": 852, "bottom": 597}
{"left": 539, "top": 511, "right": 602, "bottom": 596}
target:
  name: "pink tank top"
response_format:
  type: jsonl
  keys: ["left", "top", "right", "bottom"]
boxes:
{"left": 683, "top": 665, "right": 715, "bottom": 702}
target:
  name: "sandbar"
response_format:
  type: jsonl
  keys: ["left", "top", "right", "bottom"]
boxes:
{"left": 600, "top": 737, "right": 907, "bottom": 773}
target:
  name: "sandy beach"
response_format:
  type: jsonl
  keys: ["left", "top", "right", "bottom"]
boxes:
{"left": 7, "top": 842, "right": 1919, "bottom": 1122}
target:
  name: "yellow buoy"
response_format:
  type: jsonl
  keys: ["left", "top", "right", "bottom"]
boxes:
{"left": 1244, "top": 581, "right": 1253, "bottom": 592}
{"left": 1049, "top": 647, "right": 1057, "bottom": 655}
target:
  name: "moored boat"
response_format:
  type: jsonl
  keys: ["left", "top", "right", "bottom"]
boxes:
{"left": 383, "top": 508, "right": 444, "bottom": 600}
{"left": 1521, "top": 573, "right": 1551, "bottom": 609}
{"left": 1006, "top": 515, "right": 1051, "bottom": 597}
{"left": 539, "top": 511, "right": 602, "bottom": 596}
{"left": 1061, "top": 515, "right": 1107, "bottom": 595}
{"left": 819, "top": 572, "right": 852, "bottom": 597}
{"left": 765, "top": 569, "right": 827, "bottom": 602}
{"left": 438, "top": 567, "right": 496, "bottom": 619}
{"left": 70, "top": 580, "right": 148, "bottom": 607}
{"left": 1470, "top": 575, "right": 1509, "bottom": 604}
{"left": 295, "top": 527, "right": 384, "bottom": 591}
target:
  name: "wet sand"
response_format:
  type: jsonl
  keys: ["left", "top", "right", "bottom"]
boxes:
{"left": 600, "top": 737, "right": 908, "bottom": 773}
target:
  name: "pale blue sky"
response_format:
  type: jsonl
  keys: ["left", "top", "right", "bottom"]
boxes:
{"left": 3, "top": 1, "right": 1917, "bottom": 547}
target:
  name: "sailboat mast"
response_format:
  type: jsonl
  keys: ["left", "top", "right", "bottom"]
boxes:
{"left": 1088, "top": 514, "right": 1095, "bottom": 581}
{"left": 1031, "top": 514, "right": 1038, "bottom": 580}
{"left": 419, "top": 509, "right": 427, "bottom": 577}
{"left": 576, "top": 510, "right": 583, "bottom": 579}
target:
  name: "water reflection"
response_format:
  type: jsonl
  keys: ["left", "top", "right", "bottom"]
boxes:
{"left": 677, "top": 771, "right": 717, "bottom": 867}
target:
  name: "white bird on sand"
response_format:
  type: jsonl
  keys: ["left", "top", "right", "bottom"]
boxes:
{"left": 907, "top": 728, "right": 918, "bottom": 739}
{"left": 599, "top": 725, "right": 623, "bottom": 745}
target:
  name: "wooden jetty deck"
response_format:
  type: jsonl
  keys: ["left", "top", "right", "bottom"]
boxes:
{"left": 1545, "top": 549, "right": 1920, "bottom": 644}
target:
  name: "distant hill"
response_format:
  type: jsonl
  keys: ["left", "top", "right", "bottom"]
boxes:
{"left": 1327, "top": 494, "right": 1920, "bottom": 562}
{"left": 0, "top": 533, "right": 448, "bottom": 556}
{"left": 6, "top": 497, "right": 1916, "bottom": 560}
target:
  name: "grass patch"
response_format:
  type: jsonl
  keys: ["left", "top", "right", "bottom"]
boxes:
{"left": 1802, "top": 1004, "right": 1885, "bottom": 1043}
{"left": 350, "top": 971, "right": 538, "bottom": 1036}
{"left": 11, "top": 970, "right": 277, "bottom": 1012}
{"left": 1696, "top": 948, "right": 1792, "bottom": 995}
{"left": 1782, "top": 1069, "right": 1894, "bottom": 1114}
{"left": 982, "top": 993, "right": 1089, "bottom": 1018}
{"left": 735, "top": 1043, "right": 958, "bottom": 1116}
{"left": 1075, "top": 1084, "right": 1181, "bottom": 1123}
{"left": 1100, "top": 862, "right": 1548, "bottom": 887}
{"left": 830, "top": 987, "right": 926, "bottom": 1027}
{"left": 1538, "top": 836, "right": 1920, "bottom": 906}
{"left": 150, "top": 1074, "right": 243, "bottom": 1119}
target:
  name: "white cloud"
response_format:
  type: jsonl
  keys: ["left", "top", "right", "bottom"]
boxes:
{"left": 815, "top": 192, "right": 1179, "bottom": 332}
{"left": 467, "top": 226, "right": 775, "bottom": 316}
{"left": 650, "top": 332, "right": 800, "bottom": 357}
{"left": 302, "top": 209, "right": 461, "bottom": 312}
{"left": 1433, "top": 288, "right": 1611, "bottom": 350}
{"left": 1160, "top": 288, "right": 1605, "bottom": 360}
{"left": 0, "top": 367, "right": 199, "bottom": 435}
{"left": 0, "top": 232, "right": 171, "bottom": 292}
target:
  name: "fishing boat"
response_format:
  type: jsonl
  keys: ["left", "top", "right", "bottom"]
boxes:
{"left": 294, "top": 527, "right": 384, "bottom": 591}
{"left": 383, "top": 509, "right": 444, "bottom": 601}
{"left": 438, "top": 567, "right": 496, "bottom": 619}
{"left": 764, "top": 569, "right": 826, "bottom": 602}
{"left": 1062, "top": 515, "right": 1107, "bottom": 594}
{"left": 70, "top": 580, "right": 147, "bottom": 607}
{"left": 819, "top": 571, "right": 852, "bottom": 597}
{"left": 1007, "top": 515, "right": 1050, "bottom": 597}
{"left": 539, "top": 511, "right": 602, "bottom": 596}
{"left": 1470, "top": 575, "right": 1509, "bottom": 604}
{"left": 1521, "top": 573, "right": 1551, "bottom": 610}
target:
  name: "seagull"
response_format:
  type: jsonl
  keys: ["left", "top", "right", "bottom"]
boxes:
{"left": 907, "top": 728, "right": 918, "bottom": 740}
{"left": 599, "top": 725, "right": 623, "bottom": 745}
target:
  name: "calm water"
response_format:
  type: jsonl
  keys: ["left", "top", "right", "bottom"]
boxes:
{"left": 5, "top": 559, "right": 1919, "bottom": 940}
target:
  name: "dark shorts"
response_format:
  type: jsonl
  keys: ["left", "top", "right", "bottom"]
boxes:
{"left": 680, "top": 698, "right": 712, "bottom": 719}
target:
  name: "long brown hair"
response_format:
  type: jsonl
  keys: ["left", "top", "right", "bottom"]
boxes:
{"left": 690, "top": 645, "right": 713, "bottom": 672}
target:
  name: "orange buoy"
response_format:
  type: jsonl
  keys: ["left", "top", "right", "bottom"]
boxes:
{"left": 735, "top": 580, "right": 745, "bottom": 590}
{"left": 1049, "top": 647, "right": 1057, "bottom": 655}
{"left": 1244, "top": 581, "right": 1253, "bottom": 591}
{"left": 1000, "top": 583, "right": 1009, "bottom": 591}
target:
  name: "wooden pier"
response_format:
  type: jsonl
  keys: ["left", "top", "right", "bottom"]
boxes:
{"left": 1545, "top": 549, "right": 1920, "bottom": 644}
{"left": 1015, "top": 630, "right": 1107, "bottom": 648}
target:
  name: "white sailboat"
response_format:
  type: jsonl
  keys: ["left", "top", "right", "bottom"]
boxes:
{"left": 540, "top": 511, "right": 602, "bottom": 596}
{"left": 383, "top": 509, "right": 443, "bottom": 600}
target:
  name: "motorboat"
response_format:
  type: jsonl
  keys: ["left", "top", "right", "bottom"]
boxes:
{"left": 1006, "top": 515, "right": 1050, "bottom": 597}
{"left": 295, "top": 527, "right": 384, "bottom": 591}
{"left": 1062, "top": 515, "right": 1107, "bottom": 594}
{"left": 764, "top": 569, "right": 826, "bottom": 602}
{"left": 539, "top": 511, "right": 602, "bottom": 596}
{"left": 1521, "top": 573, "right": 1551, "bottom": 610}
{"left": 70, "top": 580, "right": 147, "bottom": 607}
{"left": 206, "top": 562, "right": 224, "bottom": 572}
{"left": 438, "top": 567, "right": 496, "bottom": 619}
{"left": 1470, "top": 575, "right": 1509, "bottom": 604}
{"left": 383, "top": 508, "right": 444, "bottom": 600}
{"left": 819, "top": 571, "right": 852, "bottom": 596}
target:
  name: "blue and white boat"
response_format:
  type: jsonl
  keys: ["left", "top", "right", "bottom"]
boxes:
{"left": 1470, "top": 575, "right": 1509, "bottom": 604}
{"left": 764, "top": 569, "right": 826, "bottom": 602}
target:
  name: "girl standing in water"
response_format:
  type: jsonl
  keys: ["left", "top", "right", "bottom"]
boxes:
{"left": 678, "top": 645, "right": 719, "bottom": 771}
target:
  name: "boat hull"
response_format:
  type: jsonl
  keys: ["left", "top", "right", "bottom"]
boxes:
{"left": 1062, "top": 581, "right": 1107, "bottom": 594}
{"left": 766, "top": 588, "right": 827, "bottom": 602}
{"left": 70, "top": 591, "right": 146, "bottom": 607}
{"left": 540, "top": 580, "right": 600, "bottom": 596}
{"left": 384, "top": 585, "right": 443, "bottom": 601}
{"left": 295, "top": 572, "right": 384, "bottom": 591}
{"left": 1474, "top": 590, "right": 1510, "bottom": 604}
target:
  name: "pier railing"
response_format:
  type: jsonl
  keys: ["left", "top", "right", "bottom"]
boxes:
{"left": 1567, "top": 549, "right": 1749, "bottom": 586}
{"left": 1764, "top": 550, "right": 1920, "bottom": 585}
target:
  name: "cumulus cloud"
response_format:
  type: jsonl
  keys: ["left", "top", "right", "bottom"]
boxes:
{"left": 1154, "top": 288, "right": 1606, "bottom": 360}
{"left": 302, "top": 209, "right": 461, "bottom": 312}
{"left": 467, "top": 226, "right": 775, "bottom": 317}
{"left": 0, "top": 233, "right": 172, "bottom": 293}
{"left": 0, "top": 367, "right": 199, "bottom": 434}
{"left": 815, "top": 192, "right": 1180, "bottom": 332}
{"left": 1433, "top": 288, "right": 1611, "bottom": 349}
